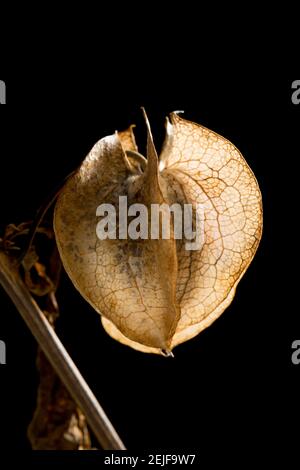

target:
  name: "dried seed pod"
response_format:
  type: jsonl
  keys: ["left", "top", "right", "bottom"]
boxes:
{"left": 54, "top": 111, "right": 262, "bottom": 355}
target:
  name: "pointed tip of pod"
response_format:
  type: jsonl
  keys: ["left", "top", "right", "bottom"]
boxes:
{"left": 140, "top": 107, "right": 161, "bottom": 197}
{"left": 160, "top": 349, "right": 175, "bottom": 358}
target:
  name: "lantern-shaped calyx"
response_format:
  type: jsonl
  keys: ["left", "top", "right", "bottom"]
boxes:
{"left": 54, "top": 110, "right": 262, "bottom": 355}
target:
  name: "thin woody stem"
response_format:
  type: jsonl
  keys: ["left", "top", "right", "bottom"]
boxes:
{"left": 0, "top": 251, "right": 126, "bottom": 450}
{"left": 17, "top": 170, "right": 76, "bottom": 265}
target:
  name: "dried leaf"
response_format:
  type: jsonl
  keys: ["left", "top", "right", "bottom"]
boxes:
{"left": 54, "top": 111, "right": 262, "bottom": 355}
{"left": 28, "top": 344, "right": 91, "bottom": 450}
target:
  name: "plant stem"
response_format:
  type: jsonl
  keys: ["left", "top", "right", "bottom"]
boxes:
{"left": 0, "top": 251, "right": 126, "bottom": 450}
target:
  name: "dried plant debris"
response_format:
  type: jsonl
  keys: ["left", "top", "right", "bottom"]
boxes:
{"left": 28, "top": 346, "right": 91, "bottom": 450}
{"left": 54, "top": 111, "right": 262, "bottom": 355}
{"left": 4, "top": 224, "right": 93, "bottom": 449}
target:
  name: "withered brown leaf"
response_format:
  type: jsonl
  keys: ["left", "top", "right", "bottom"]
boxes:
{"left": 54, "top": 111, "right": 262, "bottom": 355}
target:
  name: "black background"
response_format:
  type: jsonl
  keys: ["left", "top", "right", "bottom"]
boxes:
{"left": 0, "top": 65, "right": 299, "bottom": 465}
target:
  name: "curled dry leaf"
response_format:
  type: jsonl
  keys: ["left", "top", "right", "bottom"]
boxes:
{"left": 54, "top": 111, "right": 262, "bottom": 356}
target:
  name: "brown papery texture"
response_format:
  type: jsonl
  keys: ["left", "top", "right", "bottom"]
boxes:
{"left": 54, "top": 112, "right": 262, "bottom": 355}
